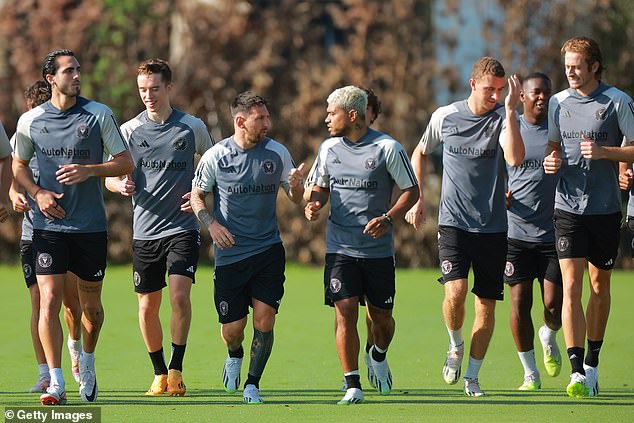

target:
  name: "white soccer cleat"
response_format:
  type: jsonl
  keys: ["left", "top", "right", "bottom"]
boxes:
{"left": 40, "top": 384, "right": 67, "bottom": 406}
{"left": 337, "top": 387, "right": 364, "bottom": 405}
{"left": 538, "top": 325, "right": 561, "bottom": 377}
{"left": 369, "top": 346, "right": 392, "bottom": 395}
{"left": 442, "top": 345, "right": 464, "bottom": 385}
{"left": 243, "top": 384, "right": 263, "bottom": 404}
{"left": 222, "top": 356, "right": 242, "bottom": 393}
{"left": 566, "top": 372, "right": 589, "bottom": 398}
{"left": 29, "top": 376, "right": 50, "bottom": 393}
{"left": 583, "top": 364, "right": 599, "bottom": 397}
{"left": 365, "top": 351, "right": 376, "bottom": 388}
{"left": 79, "top": 360, "right": 98, "bottom": 402}
{"left": 464, "top": 377, "right": 485, "bottom": 397}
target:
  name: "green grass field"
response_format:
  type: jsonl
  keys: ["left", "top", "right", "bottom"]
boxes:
{"left": 1, "top": 264, "right": 633, "bottom": 422}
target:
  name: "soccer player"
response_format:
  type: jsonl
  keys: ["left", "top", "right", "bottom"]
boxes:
{"left": 406, "top": 57, "right": 524, "bottom": 396}
{"left": 9, "top": 81, "right": 83, "bottom": 393}
{"left": 504, "top": 73, "right": 563, "bottom": 391}
{"left": 543, "top": 36, "right": 634, "bottom": 397}
{"left": 105, "top": 58, "right": 213, "bottom": 397}
{"left": 191, "top": 91, "right": 304, "bottom": 404}
{"left": 304, "top": 86, "right": 419, "bottom": 404}
{"left": 0, "top": 120, "right": 11, "bottom": 222}
{"left": 12, "top": 49, "right": 133, "bottom": 405}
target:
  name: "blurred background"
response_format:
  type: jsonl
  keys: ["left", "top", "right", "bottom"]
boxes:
{"left": 0, "top": 0, "right": 633, "bottom": 268}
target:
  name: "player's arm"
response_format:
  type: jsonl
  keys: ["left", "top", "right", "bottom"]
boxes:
{"left": 13, "top": 157, "right": 65, "bottom": 220}
{"left": 286, "top": 162, "right": 305, "bottom": 204}
{"left": 501, "top": 75, "right": 525, "bottom": 167}
{"left": 364, "top": 185, "right": 419, "bottom": 239}
{"left": 191, "top": 185, "right": 234, "bottom": 249}
{"left": 580, "top": 137, "right": 634, "bottom": 162}
{"left": 56, "top": 150, "right": 133, "bottom": 185}
{"left": 304, "top": 185, "right": 329, "bottom": 222}
{"left": 406, "top": 144, "right": 427, "bottom": 230}
{"left": 0, "top": 154, "right": 11, "bottom": 221}
{"left": 543, "top": 140, "right": 563, "bottom": 174}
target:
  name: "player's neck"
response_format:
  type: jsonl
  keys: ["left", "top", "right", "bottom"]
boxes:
{"left": 233, "top": 133, "right": 259, "bottom": 150}
{"left": 50, "top": 92, "right": 77, "bottom": 111}
{"left": 344, "top": 124, "right": 369, "bottom": 143}
{"left": 147, "top": 105, "right": 173, "bottom": 124}
{"left": 574, "top": 79, "right": 600, "bottom": 97}
{"left": 466, "top": 96, "right": 491, "bottom": 116}
{"left": 524, "top": 113, "right": 545, "bottom": 125}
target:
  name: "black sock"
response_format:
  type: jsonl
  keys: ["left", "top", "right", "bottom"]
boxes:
{"left": 168, "top": 343, "right": 187, "bottom": 371}
{"left": 371, "top": 346, "right": 387, "bottom": 363}
{"left": 365, "top": 343, "right": 372, "bottom": 354}
{"left": 567, "top": 347, "right": 585, "bottom": 375}
{"left": 149, "top": 348, "right": 168, "bottom": 375}
{"left": 244, "top": 373, "right": 261, "bottom": 389}
{"left": 229, "top": 345, "right": 244, "bottom": 359}
{"left": 585, "top": 339, "right": 603, "bottom": 368}
{"left": 344, "top": 374, "right": 361, "bottom": 390}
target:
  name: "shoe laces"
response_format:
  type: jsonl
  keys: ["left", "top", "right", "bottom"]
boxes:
{"left": 525, "top": 373, "right": 539, "bottom": 383}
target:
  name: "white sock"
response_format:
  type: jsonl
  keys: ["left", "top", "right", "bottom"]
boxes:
{"left": 81, "top": 351, "right": 95, "bottom": 368}
{"left": 49, "top": 368, "right": 64, "bottom": 390}
{"left": 447, "top": 327, "right": 464, "bottom": 350}
{"left": 518, "top": 350, "right": 539, "bottom": 377}
{"left": 540, "top": 325, "right": 557, "bottom": 344}
{"left": 38, "top": 363, "right": 50, "bottom": 378}
{"left": 67, "top": 335, "right": 82, "bottom": 353}
{"left": 464, "top": 356, "right": 483, "bottom": 380}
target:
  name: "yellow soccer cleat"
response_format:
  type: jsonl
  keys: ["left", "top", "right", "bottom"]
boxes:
{"left": 167, "top": 369, "right": 186, "bottom": 397}
{"left": 518, "top": 373, "right": 542, "bottom": 391}
{"left": 145, "top": 374, "right": 167, "bottom": 396}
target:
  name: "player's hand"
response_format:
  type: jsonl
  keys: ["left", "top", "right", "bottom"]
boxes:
{"left": 56, "top": 164, "right": 94, "bottom": 185}
{"left": 363, "top": 215, "right": 391, "bottom": 239}
{"left": 208, "top": 220, "right": 235, "bottom": 250}
{"left": 505, "top": 190, "right": 512, "bottom": 209}
{"left": 36, "top": 190, "right": 65, "bottom": 220}
{"left": 580, "top": 135, "right": 604, "bottom": 160}
{"left": 115, "top": 175, "right": 136, "bottom": 196}
{"left": 620, "top": 168, "right": 634, "bottom": 191}
{"left": 0, "top": 203, "right": 8, "bottom": 222}
{"left": 288, "top": 163, "right": 305, "bottom": 188}
{"left": 505, "top": 74, "right": 521, "bottom": 111}
{"left": 304, "top": 201, "right": 322, "bottom": 221}
{"left": 180, "top": 192, "right": 193, "bottom": 213}
{"left": 10, "top": 191, "right": 31, "bottom": 213}
{"left": 543, "top": 150, "right": 562, "bottom": 174}
{"left": 405, "top": 200, "right": 426, "bottom": 230}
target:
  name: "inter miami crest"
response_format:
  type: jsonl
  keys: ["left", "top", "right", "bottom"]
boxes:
{"left": 38, "top": 253, "right": 53, "bottom": 269}
{"left": 330, "top": 278, "right": 342, "bottom": 293}
{"left": 76, "top": 123, "right": 90, "bottom": 139}
{"left": 172, "top": 138, "right": 187, "bottom": 150}
{"left": 595, "top": 107, "right": 608, "bottom": 121}
{"left": 364, "top": 157, "right": 377, "bottom": 170}
{"left": 262, "top": 159, "right": 275, "bottom": 174}
{"left": 219, "top": 301, "right": 229, "bottom": 316}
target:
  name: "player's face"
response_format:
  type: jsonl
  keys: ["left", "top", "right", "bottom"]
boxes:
{"left": 51, "top": 55, "right": 81, "bottom": 97}
{"left": 242, "top": 104, "right": 271, "bottom": 143}
{"left": 470, "top": 74, "right": 505, "bottom": 112}
{"left": 325, "top": 104, "right": 352, "bottom": 137}
{"left": 564, "top": 51, "right": 598, "bottom": 92}
{"left": 521, "top": 78, "right": 551, "bottom": 121}
{"left": 137, "top": 73, "right": 171, "bottom": 114}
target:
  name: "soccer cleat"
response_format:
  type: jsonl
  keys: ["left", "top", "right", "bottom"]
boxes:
{"left": 243, "top": 384, "right": 263, "bottom": 404}
{"left": 79, "top": 365, "right": 98, "bottom": 402}
{"left": 584, "top": 364, "right": 599, "bottom": 397}
{"left": 566, "top": 372, "right": 589, "bottom": 398}
{"left": 442, "top": 345, "right": 464, "bottom": 385}
{"left": 145, "top": 374, "right": 168, "bottom": 396}
{"left": 40, "top": 385, "right": 67, "bottom": 406}
{"left": 365, "top": 351, "right": 376, "bottom": 388}
{"left": 222, "top": 356, "right": 242, "bottom": 393}
{"left": 464, "top": 377, "right": 485, "bottom": 397}
{"left": 29, "top": 376, "right": 50, "bottom": 393}
{"left": 337, "top": 387, "right": 364, "bottom": 405}
{"left": 538, "top": 326, "right": 562, "bottom": 377}
{"left": 167, "top": 369, "right": 186, "bottom": 396}
{"left": 369, "top": 346, "right": 392, "bottom": 395}
{"left": 518, "top": 373, "right": 542, "bottom": 391}
{"left": 69, "top": 345, "right": 82, "bottom": 383}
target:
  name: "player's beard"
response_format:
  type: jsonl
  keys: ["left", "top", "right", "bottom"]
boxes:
{"left": 59, "top": 83, "right": 81, "bottom": 97}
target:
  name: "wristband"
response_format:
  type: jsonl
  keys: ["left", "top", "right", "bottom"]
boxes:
{"left": 382, "top": 213, "right": 393, "bottom": 225}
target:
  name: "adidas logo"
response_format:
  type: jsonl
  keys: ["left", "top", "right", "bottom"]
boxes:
{"left": 332, "top": 157, "right": 341, "bottom": 164}
{"left": 384, "top": 296, "right": 393, "bottom": 304}
{"left": 40, "top": 127, "right": 49, "bottom": 134}
{"left": 569, "top": 354, "right": 578, "bottom": 359}
{"left": 604, "top": 258, "right": 613, "bottom": 267}
{"left": 94, "top": 269, "right": 103, "bottom": 278}
{"left": 562, "top": 110, "right": 572, "bottom": 119}
{"left": 186, "top": 266, "right": 195, "bottom": 273}
{"left": 139, "top": 140, "right": 150, "bottom": 148}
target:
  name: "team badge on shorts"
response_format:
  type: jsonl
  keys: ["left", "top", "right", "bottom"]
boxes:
{"left": 364, "top": 157, "right": 377, "bottom": 170}
{"left": 504, "top": 261, "right": 515, "bottom": 277}
{"left": 23, "top": 264, "right": 32, "bottom": 278}
{"left": 37, "top": 253, "right": 53, "bottom": 269}
{"left": 133, "top": 271, "right": 141, "bottom": 287}
{"left": 219, "top": 301, "right": 229, "bottom": 316}
{"left": 330, "top": 278, "right": 342, "bottom": 293}
{"left": 76, "top": 123, "right": 90, "bottom": 139}
{"left": 441, "top": 260, "right": 452, "bottom": 275}
{"left": 262, "top": 160, "right": 275, "bottom": 174}
{"left": 557, "top": 237, "right": 570, "bottom": 253}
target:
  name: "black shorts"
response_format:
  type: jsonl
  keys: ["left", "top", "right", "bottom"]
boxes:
{"left": 20, "top": 240, "right": 37, "bottom": 288}
{"left": 324, "top": 253, "right": 395, "bottom": 309}
{"left": 627, "top": 216, "right": 634, "bottom": 259}
{"left": 213, "top": 243, "right": 285, "bottom": 324}
{"left": 553, "top": 209, "right": 621, "bottom": 270}
{"left": 32, "top": 230, "right": 107, "bottom": 281}
{"left": 437, "top": 226, "right": 506, "bottom": 301}
{"left": 132, "top": 230, "right": 200, "bottom": 294}
{"left": 504, "top": 238, "right": 562, "bottom": 286}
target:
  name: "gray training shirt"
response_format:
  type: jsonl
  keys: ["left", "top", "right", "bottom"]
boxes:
{"left": 122, "top": 109, "right": 213, "bottom": 240}
{"left": 14, "top": 97, "right": 128, "bottom": 233}
{"left": 0, "top": 121, "right": 10, "bottom": 159}
{"left": 548, "top": 82, "right": 634, "bottom": 215}
{"left": 305, "top": 128, "right": 417, "bottom": 258}
{"left": 507, "top": 116, "right": 558, "bottom": 243}
{"left": 193, "top": 136, "right": 296, "bottom": 266}
{"left": 420, "top": 99, "right": 509, "bottom": 233}
{"left": 10, "top": 134, "right": 39, "bottom": 241}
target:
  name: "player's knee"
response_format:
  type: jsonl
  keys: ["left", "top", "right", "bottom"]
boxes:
{"left": 82, "top": 304, "right": 104, "bottom": 325}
